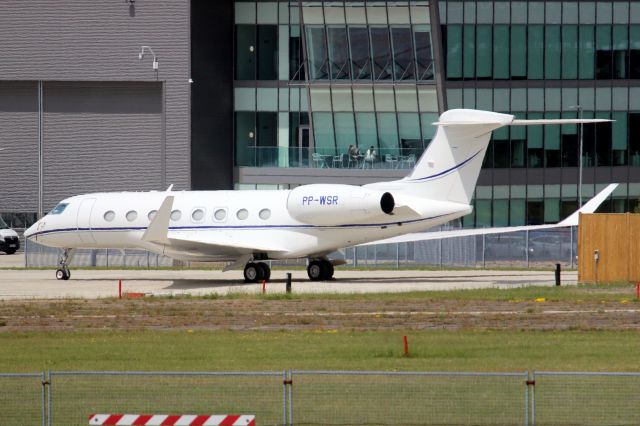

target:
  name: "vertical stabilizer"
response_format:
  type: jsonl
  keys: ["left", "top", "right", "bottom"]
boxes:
{"left": 399, "top": 109, "right": 514, "bottom": 204}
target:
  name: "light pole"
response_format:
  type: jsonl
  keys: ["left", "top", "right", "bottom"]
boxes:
{"left": 571, "top": 105, "right": 584, "bottom": 207}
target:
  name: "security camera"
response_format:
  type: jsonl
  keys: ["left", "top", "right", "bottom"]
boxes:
{"left": 152, "top": 59, "right": 158, "bottom": 70}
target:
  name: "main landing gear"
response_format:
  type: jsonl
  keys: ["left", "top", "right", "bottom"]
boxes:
{"left": 307, "top": 259, "right": 334, "bottom": 281}
{"left": 243, "top": 261, "right": 271, "bottom": 283}
{"left": 55, "top": 248, "right": 73, "bottom": 280}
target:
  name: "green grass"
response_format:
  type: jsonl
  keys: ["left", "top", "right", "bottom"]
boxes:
{"left": 160, "top": 282, "right": 639, "bottom": 302}
{"left": 0, "top": 330, "right": 638, "bottom": 373}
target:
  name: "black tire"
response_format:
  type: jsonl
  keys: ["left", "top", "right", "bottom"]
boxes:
{"left": 63, "top": 268, "right": 70, "bottom": 280}
{"left": 56, "top": 269, "right": 66, "bottom": 280}
{"left": 257, "top": 262, "right": 271, "bottom": 282}
{"left": 321, "top": 260, "right": 334, "bottom": 280}
{"left": 5, "top": 249, "right": 16, "bottom": 255}
{"left": 244, "top": 262, "right": 264, "bottom": 283}
{"left": 307, "top": 260, "right": 325, "bottom": 281}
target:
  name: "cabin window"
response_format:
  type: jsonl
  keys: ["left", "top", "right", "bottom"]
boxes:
{"left": 103, "top": 211, "right": 115, "bottom": 222}
{"left": 259, "top": 208, "right": 271, "bottom": 220}
{"left": 214, "top": 208, "right": 227, "bottom": 221}
{"left": 50, "top": 203, "right": 69, "bottom": 215}
{"left": 236, "top": 208, "right": 249, "bottom": 220}
{"left": 170, "top": 210, "right": 182, "bottom": 221}
{"left": 126, "top": 211, "right": 137, "bottom": 222}
{"left": 148, "top": 210, "right": 157, "bottom": 221}
{"left": 191, "top": 208, "right": 205, "bottom": 222}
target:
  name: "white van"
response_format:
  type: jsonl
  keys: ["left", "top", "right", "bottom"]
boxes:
{"left": 0, "top": 215, "right": 20, "bottom": 254}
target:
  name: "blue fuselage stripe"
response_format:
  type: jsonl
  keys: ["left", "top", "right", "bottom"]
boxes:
{"left": 29, "top": 213, "right": 457, "bottom": 239}
{"left": 408, "top": 149, "right": 483, "bottom": 182}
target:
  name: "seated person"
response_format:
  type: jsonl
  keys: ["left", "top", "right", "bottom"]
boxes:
{"left": 365, "top": 146, "right": 377, "bottom": 161}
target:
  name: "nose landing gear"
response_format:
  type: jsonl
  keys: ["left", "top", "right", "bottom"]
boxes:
{"left": 55, "top": 248, "right": 74, "bottom": 280}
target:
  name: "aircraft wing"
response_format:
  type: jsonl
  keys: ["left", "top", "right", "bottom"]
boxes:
{"left": 166, "top": 235, "right": 288, "bottom": 257}
{"left": 359, "top": 183, "right": 618, "bottom": 246}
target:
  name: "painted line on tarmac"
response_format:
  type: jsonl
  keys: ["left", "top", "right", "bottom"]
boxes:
{"left": 266, "top": 308, "right": 640, "bottom": 317}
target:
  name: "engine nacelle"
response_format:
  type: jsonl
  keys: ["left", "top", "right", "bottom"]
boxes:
{"left": 286, "top": 184, "right": 395, "bottom": 225}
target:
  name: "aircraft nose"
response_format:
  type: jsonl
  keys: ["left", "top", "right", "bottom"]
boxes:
{"left": 24, "top": 222, "right": 38, "bottom": 240}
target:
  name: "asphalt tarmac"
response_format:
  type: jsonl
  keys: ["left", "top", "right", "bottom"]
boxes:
{"left": 0, "top": 253, "right": 576, "bottom": 300}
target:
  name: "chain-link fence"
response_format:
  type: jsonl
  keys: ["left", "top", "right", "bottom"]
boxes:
{"left": 289, "top": 371, "right": 528, "bottom": 425}
{"left": 0, "top": 372, "right": 46, "bottom": 426}
{"left": 47, "top": 371, "right": 287, "bottom": 426}
{"left": 532, "top": 371, "right": 640, "bottom": 425}
{"left": 3, "top": 370, "right": 640, "bottom": 425}
{"left": 24, "top": 227, "right": 577, "bottom": 269}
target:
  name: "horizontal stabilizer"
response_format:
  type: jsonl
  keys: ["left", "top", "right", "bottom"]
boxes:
{"left": 511, "top": 119, "right": 613, "bottom": 125}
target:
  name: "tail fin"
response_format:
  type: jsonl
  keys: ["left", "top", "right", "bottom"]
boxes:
{"left": 400, "top": 109, "right": 514, "bottom": 204}
{"left": 389, "top": 109, "right": 611, "bottom": 205}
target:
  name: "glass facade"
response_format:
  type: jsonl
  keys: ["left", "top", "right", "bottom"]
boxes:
{"left": 233, "top": 1, "right": 439, "bottom": 169}
{"left": 232, "top": 1, "right": 640, "bottom": 227}
{"left": 441, "top": 0, "right": 640, "bottom": 227}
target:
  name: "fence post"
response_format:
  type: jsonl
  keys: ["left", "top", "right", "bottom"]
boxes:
{"left": 527, "top": 371, "right": 536, "bottom": 426}
{"left": 47, "top": 371, "right": 52, "bottom": 426}
{"left": 396, "top": 243, "right": 399, "bottom": 269}
{"left": 482, "top": 234, "right": 485, "bottom": 268}
{"left": 41, "top": 371, "right": 46, "bottom": 426}
{"left": 24, "top": 237, "right": 29, "bottom": 268}
{"left": 287, "top": 371, "right": 293, "bottom": 426}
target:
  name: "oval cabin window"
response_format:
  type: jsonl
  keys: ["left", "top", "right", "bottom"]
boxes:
{"left": 214, "top": 209, "right": 227, "bottom": 221}
{"left": 126, "top": 210, "right": 137, "bottom": 222}
{"left": 103, "top": 211, "right": 116, "bottom": 222}
{"left": 259, "top": 208, "right": 271, "bottom": 220}
{"left": 192, "top": 209, "right": 204, "bottom": 221}
{"left": 236, "top": 209, "right": 249, "bottom": 220}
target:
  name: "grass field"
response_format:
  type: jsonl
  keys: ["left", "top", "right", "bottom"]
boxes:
{"left": 0, "top": 329, "right": 638, "bottom": 372}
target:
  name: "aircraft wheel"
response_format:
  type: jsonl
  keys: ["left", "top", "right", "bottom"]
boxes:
{"left": 321, "top": 260, "right": 334, "bottom": 280}
{"left": 244, "top": 262, "right": 264, "bottom": 283}
{"left": 307, "top": 260, "right": 325, "bottom": 281}
{"left": 257, "top": 262, "right": 271, "bottom": 282}
{"left": 56, "top": 268, "right": 70, "bottom": 281}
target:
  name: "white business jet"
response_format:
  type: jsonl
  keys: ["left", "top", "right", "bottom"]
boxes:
{"left": 24, "top": 109, "right": 613, "bottom": 282}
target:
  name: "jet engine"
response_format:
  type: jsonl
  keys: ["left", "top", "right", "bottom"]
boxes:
{"left": 286, "top": 184, "right": 395, "bottom": 225}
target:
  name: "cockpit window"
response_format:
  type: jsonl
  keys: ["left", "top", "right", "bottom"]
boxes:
{"left": 50, "top": 203, "right": 69, "bottom": 215}
{"left": 0, "top": 216, "right": 8, "bottom": 229}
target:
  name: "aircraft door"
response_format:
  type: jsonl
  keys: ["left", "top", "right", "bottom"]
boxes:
{"left": 76, "top": 198, "right": 97, "bottom": 244}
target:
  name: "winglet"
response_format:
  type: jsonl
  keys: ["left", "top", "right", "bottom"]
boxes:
{"left": 142, "top": 196, "right": 174, "bottom": 244}
{"left": 166, "top": 184, "right": 174, "bottom": 192}
{"left": 558, "top": 183, "right": 619, "bottom": 226}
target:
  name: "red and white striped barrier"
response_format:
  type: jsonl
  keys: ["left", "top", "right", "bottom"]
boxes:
{"left": 88, "top": 414, "right": 255, "bottom": 426}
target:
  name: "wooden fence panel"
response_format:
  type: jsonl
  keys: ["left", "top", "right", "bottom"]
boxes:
{"left": 578, "top": 213, "right": 630, "bottom": 283}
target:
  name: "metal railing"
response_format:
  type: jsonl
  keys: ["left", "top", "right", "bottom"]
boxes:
{"left": 235, "top": 146, "right": 426, "bottom": 169}
{"left": 24, "top": 228, "right": 577, "bottom": 270}
{"left": 2, "top": 370, "right": 640, "bottom": 425}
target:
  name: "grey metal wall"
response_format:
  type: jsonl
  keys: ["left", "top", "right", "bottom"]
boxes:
{"left": 0, "top": 82, "right": 39, "bottom": 212}
{"left": 0, "top": 0, "right": 190, "bottom": 213}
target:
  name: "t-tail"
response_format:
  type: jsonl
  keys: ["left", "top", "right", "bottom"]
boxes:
{"left": 373, "top": 109, "right": 611, "bottom": 205}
